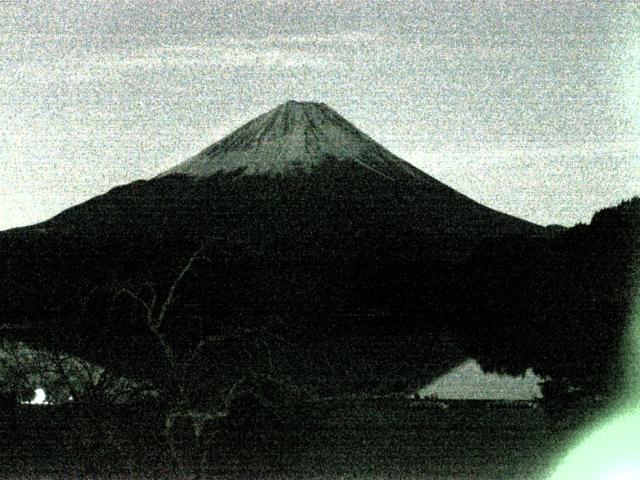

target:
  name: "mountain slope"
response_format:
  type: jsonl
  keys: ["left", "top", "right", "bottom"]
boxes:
{"left": 44, "top": 102, "right": 542, "bottom": 246}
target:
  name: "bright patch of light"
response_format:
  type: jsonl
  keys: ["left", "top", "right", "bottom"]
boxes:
{"left": 29, "top": 388, "right": 48, "bottom": 405}
{"left": 548, "top": 285, "right": 640, "bottom": 479}
{"left": 548, "top": 412, "right": 640, "bottom": 480}
{"left": 603, "top": 460, "right": 640, "bottom": 480}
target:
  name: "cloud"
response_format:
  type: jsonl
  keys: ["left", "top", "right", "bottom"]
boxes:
{"left": 105, "top": 44, "right": 333, "bottom": 70}
{"left": 4, "top": 39, "right": 348, "bottom": 89}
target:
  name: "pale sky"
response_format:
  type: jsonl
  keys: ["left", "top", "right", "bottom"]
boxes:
{"left": 1, "top": 1, "right": 639, "bottom": 231}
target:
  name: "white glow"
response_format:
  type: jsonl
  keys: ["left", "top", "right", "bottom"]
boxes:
{"left": 29, "top": 388, "right": 48, "bottom": 405}
{"left": 548, "top": 412, "right": 640, "bottom": 480}
{"left": 602, "top": 460, "right": 640, "bottom": 480}
{"left": 547, "top": 292, "right": 640, "bottom": 479}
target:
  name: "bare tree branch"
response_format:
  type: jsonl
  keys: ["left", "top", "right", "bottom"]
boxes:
{"left": 113, "top": 288, "right": 153, "bottom": 322}
{"left": 156, "top": 245, "right": 208, "bottom": 332}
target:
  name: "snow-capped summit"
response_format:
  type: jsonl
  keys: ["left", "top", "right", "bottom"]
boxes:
{"left": 161, "top": 100, "right": 427, "bottom": 181}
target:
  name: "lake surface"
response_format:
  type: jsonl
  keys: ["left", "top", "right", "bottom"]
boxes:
{"left": 0, "top": 399, "right": 603, "bottom": 479}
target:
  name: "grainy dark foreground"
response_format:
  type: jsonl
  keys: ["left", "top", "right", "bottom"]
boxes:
{"left": 0, "top": 400, "right": 598, "bottom": 479}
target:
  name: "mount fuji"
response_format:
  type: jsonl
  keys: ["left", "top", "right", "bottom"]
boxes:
{"left": 0, "top": 101, "right": 554, "bottom": 395}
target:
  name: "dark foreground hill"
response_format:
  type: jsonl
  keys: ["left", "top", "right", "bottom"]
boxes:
{"left": 0, "top": 101, "right": 637, "bottom": 401}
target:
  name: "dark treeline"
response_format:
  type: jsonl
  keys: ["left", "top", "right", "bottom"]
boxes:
{"left": 453, "top": 197, "right": 639, "bottom": 398}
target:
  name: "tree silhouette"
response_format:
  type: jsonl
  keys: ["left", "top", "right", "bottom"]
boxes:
{"left": 110, "top": 244, "right": 299, "bottom": 476}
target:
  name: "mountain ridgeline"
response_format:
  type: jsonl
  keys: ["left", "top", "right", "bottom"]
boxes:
{"left": 0, "top": 101, "right": 637, "bottom": 400}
